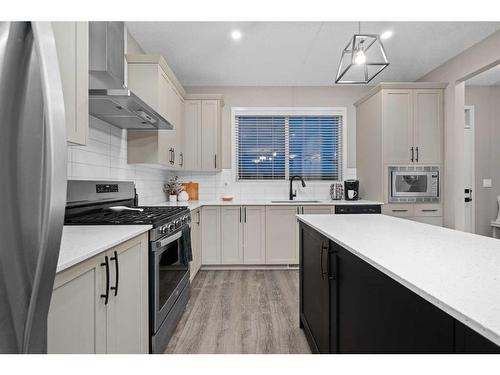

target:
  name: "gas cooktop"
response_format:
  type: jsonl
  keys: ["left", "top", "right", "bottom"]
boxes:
{"left": 65, "top": 206, "right": 189, "bottom": 226}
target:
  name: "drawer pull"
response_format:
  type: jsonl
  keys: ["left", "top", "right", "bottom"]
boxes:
{"left": 421, "top": 209, "right": 438, "bottom": 212}
{"left": 392, "top": 209, "right": 408, "bottom": 212}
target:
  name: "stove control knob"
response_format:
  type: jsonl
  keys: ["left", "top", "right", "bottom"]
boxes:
{"left": 168, "top": 223, "right": 175, "bottom": 232}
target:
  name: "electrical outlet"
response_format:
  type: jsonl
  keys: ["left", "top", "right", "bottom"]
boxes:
{"left": 483, "top": 178, "right": 493, "bottom": 188}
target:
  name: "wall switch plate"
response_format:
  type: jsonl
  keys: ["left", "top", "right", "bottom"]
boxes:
{"left": 483, "top": 178, "right": 493, "bottom": 188}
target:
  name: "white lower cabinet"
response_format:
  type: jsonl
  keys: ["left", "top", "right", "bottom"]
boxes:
{"left": 199, "top": 205, "right": 335, "bottom": 266}
{"left": 201, "top": 206, "right": 221, "bottom": 265}
{"left": 302, "top": 206, "right": 334, "bottom": 214}
{"left": 190, "top": 208, "right": 202, "bottom": 280}
{"left": 221, "top": 206, "right": 243, "bottom": 264}
{"left": 48, "top": 233, "right": 148, "bottom": 354}
{"left": 243, "top": 206, "right": 266, "bottom": 264}
{"left": 265, "top": 206, "right": 300, "bottom": 265}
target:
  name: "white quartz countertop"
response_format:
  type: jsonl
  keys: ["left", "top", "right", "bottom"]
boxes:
{"left": 297, "top": 214, "right": 500, "bottom": 346}
{"left": 145, "top": 199, "right": 383, "bottom": 211}
{"left": 57, "top": 225, "right": 151, "bottom": 273}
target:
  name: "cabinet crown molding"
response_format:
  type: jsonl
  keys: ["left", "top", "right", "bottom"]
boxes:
{"left": 354, "top": 82, "right": 448, "bottom": 107}
{"left": 126, "top": 54, "right": 187, "bottom": 98}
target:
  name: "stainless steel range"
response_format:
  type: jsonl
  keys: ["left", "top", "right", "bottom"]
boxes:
{"left": 64, "top": 180, "right": 191, "bottom": 353}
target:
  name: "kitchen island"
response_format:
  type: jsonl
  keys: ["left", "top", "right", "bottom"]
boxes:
{"left": 297, "top": 214, "right": 500, "bottom": 353}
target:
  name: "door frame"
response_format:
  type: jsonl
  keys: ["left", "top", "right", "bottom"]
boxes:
{"left": 464, "top": 105, "right": 476, "bottom": 233}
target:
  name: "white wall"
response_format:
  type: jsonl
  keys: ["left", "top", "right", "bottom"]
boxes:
{"left": 419, "top": 30, "right": 500, "bottom": 230}
{"left": 67, "top": 116, "right": 170, "bottom": 205}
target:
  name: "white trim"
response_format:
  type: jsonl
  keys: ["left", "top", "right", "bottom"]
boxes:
{"left": 231, "top": 107, "right": 348, "bottom": 183}
{"left": 464, "top": 105, "right": 476, "bottom": 234}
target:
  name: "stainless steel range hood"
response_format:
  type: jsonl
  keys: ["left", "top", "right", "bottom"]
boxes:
{"left": 88, "top": 22, "right": 172, "bottom": 129}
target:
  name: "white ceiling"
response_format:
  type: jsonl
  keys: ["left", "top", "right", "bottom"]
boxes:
{"left": 466, "top": 64, "right": 500, "bottom": 86}
{"left": 126, "top": 22, "right": 500, "bottom": 87}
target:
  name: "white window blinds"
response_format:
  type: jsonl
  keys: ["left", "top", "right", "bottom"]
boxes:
{"left": 289, "top": 116, "right": 342, "bottom": 181}
{"left": 235, "top": 112, "right": 343, "bottom": 181}
{"left": 235, "top": 116, "right": 286, "bottom": 180}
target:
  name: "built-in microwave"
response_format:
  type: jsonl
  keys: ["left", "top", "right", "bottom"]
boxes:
{"left": 388, "top": 166, "right": 440, "bottom": 203}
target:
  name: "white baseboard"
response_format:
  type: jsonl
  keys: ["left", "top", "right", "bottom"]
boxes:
{"left": 200, "top": 264, "right": 299, "bottom": 271}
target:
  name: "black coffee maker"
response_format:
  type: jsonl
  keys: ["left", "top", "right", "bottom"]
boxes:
{"left": 344, "top": 179, "right": 359, "bottom": 201}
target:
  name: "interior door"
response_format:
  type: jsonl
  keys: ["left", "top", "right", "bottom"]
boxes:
{"left": 413, "top": 89, "right": 443, "bottom": 164}
{"left": 464, "top": 106, "right": 475, "bottom": 233}
{"left": 382, "top": 90, "right": 413, "bottom": 164}
{"left": 300, "top": 225, "right": 330, "bottom": 353}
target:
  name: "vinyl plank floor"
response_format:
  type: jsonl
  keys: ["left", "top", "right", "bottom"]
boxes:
{"left": 164, "top": 270, "right": 311, "bottom": 354}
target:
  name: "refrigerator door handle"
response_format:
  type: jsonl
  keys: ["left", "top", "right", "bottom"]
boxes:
{"left": 22, "top": 22, "right": 67, "bottom": 353}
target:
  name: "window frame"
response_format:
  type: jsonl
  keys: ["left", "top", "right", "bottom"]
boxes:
{"left": 232, "top": 107, "right": 347, "bottom": 183}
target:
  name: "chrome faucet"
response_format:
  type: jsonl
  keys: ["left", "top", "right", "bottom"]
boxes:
{"left": 289, "top": 175, "right": 306, "bottom": 200}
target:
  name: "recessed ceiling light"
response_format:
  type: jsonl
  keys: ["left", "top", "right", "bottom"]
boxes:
{"left": 380, "top": 30, "right": 393, "bottom": 40}
{"left": 231, "top": 30, "right": 242, "bottom": 41}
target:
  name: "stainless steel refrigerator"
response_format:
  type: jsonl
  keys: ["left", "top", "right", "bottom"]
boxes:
{"left": 0, "top": 22, "right": 67, "bottom": 353}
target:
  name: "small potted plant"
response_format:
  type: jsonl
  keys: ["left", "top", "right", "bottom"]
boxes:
{"left": 163, "top": 176, "right": 182, "bottom": 203}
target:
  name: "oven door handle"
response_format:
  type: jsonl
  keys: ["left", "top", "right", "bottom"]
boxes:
{"left": 153, "top": 231, "right": 182, "bottom": 250}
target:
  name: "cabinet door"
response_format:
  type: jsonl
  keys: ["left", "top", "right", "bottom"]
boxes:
{"left": 265, "top": 206, "right": 300, "bottom": 264}
{"left": 382, "top": 90, "right": 413, "bottom": 164}
{"left": 201, "top": 206, "right": 221, "bottom": 264}
{"left": 190, "top": 209, "right": 202, "bottom": 280}
{"left": 52, "top": 22, "right": 88, "bottom": 145}
{"left": 184, "top": 100, "right": 202, "bottom": 170}
{"left": 220, "top": 206, "right": 243, "bottom": 264}
{"left": 243, "top": 206, "right": 266, "bottom": 264}
{"left": 201, "top": 100, "right": 220, "bottom": 170}
{"left": 413, "top": 89, "right": 443, "bottom": 164}
{"left": 48, "top": 254, "right": 106, "bottom": 353}
{"left": 336, "top": 243, "right": 454, "bottom": 353}
{"left": 158, "top": 71, "right": 176, "bottom": 167}
{"left": 299, "top": 224, "right": 331, "bottom": 353}
{"left": 302, "top": 206, "right": 333, "bottom": 214}
{"left": 106, "top": 234, "right": 149, "bottom": 354}
{"left": 175, "top": 91, "right": 185, "bottom": 169}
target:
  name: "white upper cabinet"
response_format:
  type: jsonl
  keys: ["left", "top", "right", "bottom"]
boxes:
{"left": 413, "top": 89, "right": 443, "bottom": 164}
{"left": 126, "top": 55, "right": 185, "bottom": 169}
{"left": 184, "top": 100, "right": 202, "bottom": 170}
{"left": 52, "top": 22, "right": 89, "bottom": 145}
{"left": 381, "top": 87, "right": 443, "bottom": 165}
{"left": 382, "top": 89, "right": 413, "bottom": 164}
{"left": 184, "top": 98, "right": 223, "bottom": 171}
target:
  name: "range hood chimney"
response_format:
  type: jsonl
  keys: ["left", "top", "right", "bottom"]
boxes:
{"left": 88, "top": 22, "right": 172, "bottom": 130}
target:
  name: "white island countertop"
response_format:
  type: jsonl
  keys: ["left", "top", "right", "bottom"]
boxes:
{"left": 57, "top": 225, "right": 151, "bottom": 273}
{"left": 297, "top": 214, "right": 500, "bottom": 346}
{"left": 145, "top": 199, "right": 383, "bottom": 211}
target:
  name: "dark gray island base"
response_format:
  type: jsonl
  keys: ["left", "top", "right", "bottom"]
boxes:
{"left": 299, "top": 222, "right": 500, "bottom": 354}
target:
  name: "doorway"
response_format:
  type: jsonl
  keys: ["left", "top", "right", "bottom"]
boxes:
{"left": 464, "top": 106, "right": 475, "bottom": 233}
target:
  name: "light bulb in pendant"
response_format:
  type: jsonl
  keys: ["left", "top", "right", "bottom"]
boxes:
{"left": 354, "top": 49, "right": 366, "bottom": 65}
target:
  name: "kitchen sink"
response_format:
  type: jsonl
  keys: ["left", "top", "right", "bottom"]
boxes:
{"left": 271, "top": 200, "right": 322, "bottom": 203}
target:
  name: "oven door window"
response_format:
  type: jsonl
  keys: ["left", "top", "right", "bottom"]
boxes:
{"left": 394, "top": 174, "right": 428, "bottom": 195}
{"left": 156, "top": 237, "right": 188, "bottom": 313}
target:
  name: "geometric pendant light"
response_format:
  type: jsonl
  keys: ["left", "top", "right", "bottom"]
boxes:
{"left": 335, "top": 22, "right": 390, "bottom": 84}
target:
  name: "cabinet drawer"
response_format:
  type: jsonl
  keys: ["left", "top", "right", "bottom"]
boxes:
{"left": 414, "top": 204, "right": 442, "bottom": 217}
{"left": 382, "top": 204, "right": 414, "bottom": 217}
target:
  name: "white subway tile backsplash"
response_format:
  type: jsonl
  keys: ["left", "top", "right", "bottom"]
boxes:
{"left": 68, "top": 117, "right": 358, "bottom": 205}
{"left": 67, "top": 117, "right": 171, "bottom": 205}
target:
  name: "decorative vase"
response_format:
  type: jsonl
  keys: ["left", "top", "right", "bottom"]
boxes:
{"left": 178, "top": 191, "right": 189, "bottom": 202}
{"left": 169, "top": 194, "right": 177, "bottom": 203}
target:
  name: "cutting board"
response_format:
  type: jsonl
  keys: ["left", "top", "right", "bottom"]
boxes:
{"left": 182, "top": 182, "right": 199, "bottom": 200}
